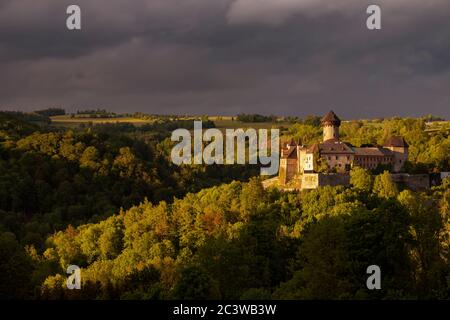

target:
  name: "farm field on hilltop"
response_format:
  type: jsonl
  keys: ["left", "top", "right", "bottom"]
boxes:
{"left": 50, "top": 115, "right": 155, "bottom": 126}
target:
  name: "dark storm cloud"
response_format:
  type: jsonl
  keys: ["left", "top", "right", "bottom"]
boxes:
{"left": 0, "top": 0, "right": 449, "bottom": 118}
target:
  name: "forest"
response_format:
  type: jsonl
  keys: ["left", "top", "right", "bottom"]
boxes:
{"left": 0, "top": 110, "right": 448, "bottom": 299}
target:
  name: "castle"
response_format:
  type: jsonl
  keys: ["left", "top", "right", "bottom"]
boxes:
{"left": 279, "top": 111, "right": 409, "bottom": 186}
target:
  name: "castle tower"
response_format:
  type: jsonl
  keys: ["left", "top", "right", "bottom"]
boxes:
{"left": 384, "top": 136, "right": 409, "bottom": 173}
{"left": 279, "top": 140, "right": 298, "bottom": 185}
{"left": 321, "top": 110, "right": 341, "bottom": 141}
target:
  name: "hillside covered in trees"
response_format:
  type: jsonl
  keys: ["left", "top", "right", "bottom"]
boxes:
{"left": 0, "top": 111, "right": 449, "bottom": 299}
{"left": 5, "top": 175, "right": 449, "bottom": 299}
{"left": 0, "top": 112, "right": 257, "bottom": 250}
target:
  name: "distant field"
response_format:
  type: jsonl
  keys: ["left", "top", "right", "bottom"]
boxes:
{"left": 50, "top": 115, "right": 155, "bottom": 126}
{"left": 214, "top": 120, "right": 293, "bottom": 130}
{"left": 208, "top": 116, "right": 234, "bottom": 121}
{"left": 50, "top": 115, "right": 294, "bottom": 131}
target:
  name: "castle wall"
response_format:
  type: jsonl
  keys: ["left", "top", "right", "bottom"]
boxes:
{"left": 279, "top": 159, "right": 287, "bottom": 185}
{"left": 441, "top": 172, "right": 450, "bottom": 180}
{"left": 299, "top": 173, "right": 436, "bottom": 191}
{"left": 301, "top": 173, "right": 350, "bottom": 189}
{"left": 319, "top": 173, "right": 350, "bottom": 187}
{"left": 300, "top": 173, "right": 429, "bottom": 191}
{"left": 390, "top": 174, "right": 429, "bottom": 191}
{"left": 279, "top": 158, "right": 297, "bottom": 185}
{"left": 430, "top": 172, "right": 450, "bottom": 187}
{"left": 386, "top": 146, "right": 408, "bottom": 172}
{"left": 302, "top": 173, "right": 319, "bottom": 189}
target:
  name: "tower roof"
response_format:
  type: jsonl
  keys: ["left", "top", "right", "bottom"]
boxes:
{"left": 384, "top": 136, "right": 409, "bottom": 148}
{"left": 321, "top": 110, "right": 341, "bottom": 126}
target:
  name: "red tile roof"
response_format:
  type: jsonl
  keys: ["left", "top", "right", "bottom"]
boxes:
{"left": 354, "top": 147, "right": 393, "bottom": 156}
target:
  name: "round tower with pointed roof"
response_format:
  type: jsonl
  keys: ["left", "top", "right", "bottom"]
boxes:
{"left": 321, "top": 110, "right": 341, "bottom": 142}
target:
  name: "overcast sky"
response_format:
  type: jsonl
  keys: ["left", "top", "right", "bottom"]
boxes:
{"left": 0, "top": 0, "right": 449, "bottom": 118}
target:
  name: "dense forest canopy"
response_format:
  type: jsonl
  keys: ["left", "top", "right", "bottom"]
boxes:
{"left": 18, "top": 177, "right": 450, "bottom": 300}
{"left": 0, "top": 112, "right": 257, "bottom": 248}
{"left": 236, "top": 114, "right": 278, "bottom": 123}
{"left": 0, "top": 110, "right": 448, "bottom": 299}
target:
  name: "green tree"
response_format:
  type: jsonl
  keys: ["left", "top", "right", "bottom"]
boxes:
{"left": 373, "top": 171, "right": 398, "bottom": 199}
{"left": 79, "top": 146, "right": 101, "bottom": 171}
{"left": 273, "top": 216, "right": 349, "bottom": 299}
{"left": 286, "top": 124, "right": 321, "bottom": 145}
{"left": 397, "top": 190, "right": 448, "bottom": 298}
{"left": 172, "top": 266, "right": 220, "bottom": 299}
{"left": 350, "top": 167, "right": 373, "bottom": 192}
{"left": 0, "top": 232, "right": 33, "bottom": 299}
{"left": 113, "top": 147, "right": 138, "bottom": 178}
{"left": 240, "top": 177, "right": 266, "bottom": 221}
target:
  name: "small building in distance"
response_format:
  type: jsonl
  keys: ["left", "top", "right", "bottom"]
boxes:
{"left": 279, "top": 111, "right": 409, "bottom": 186}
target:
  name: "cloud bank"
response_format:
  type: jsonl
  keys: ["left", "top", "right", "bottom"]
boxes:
{"left": 0, "top": 0, "right": 449, "bottom": 118}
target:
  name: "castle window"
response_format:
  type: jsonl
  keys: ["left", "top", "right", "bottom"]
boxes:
{"left": 336, "top": 156, "right": 338, "bottom": 160}
{"left": 328, "top": 156, "right": 331, "bottom": 160}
